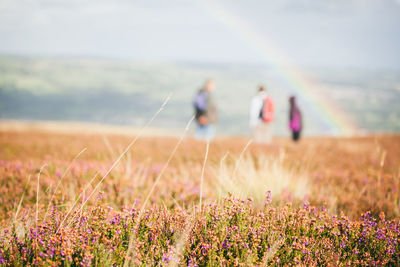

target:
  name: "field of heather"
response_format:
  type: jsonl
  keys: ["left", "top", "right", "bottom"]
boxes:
{"left": 0, "top": 127, "right": 399, "bottom": 266}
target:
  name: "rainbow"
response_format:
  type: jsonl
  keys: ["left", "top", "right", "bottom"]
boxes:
{"left": 197, "top": 1, "right": 358, "bottom": 136}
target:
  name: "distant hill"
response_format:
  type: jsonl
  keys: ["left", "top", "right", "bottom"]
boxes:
{"left": 0, "top": 55, "right": 399, "bottom": 135}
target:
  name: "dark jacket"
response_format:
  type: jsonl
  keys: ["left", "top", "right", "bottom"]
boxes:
{"left": 194, "top": 89, "right": 218, "bottom": 124}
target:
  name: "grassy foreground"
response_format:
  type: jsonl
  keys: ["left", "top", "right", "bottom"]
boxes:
{"left": 0, "top": 126, "right": 399, "bottom": 265}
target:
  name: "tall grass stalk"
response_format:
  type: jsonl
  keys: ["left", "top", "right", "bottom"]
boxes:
{"left": 14, "top": 174, "right": 31, "bottom": 221}
{"left": 56, "top": 172, "right": 100, "bottom": 233}
{"left": 101, "top": 133, "right": 117, "bottom": 159}
{"left": 36, "top": 164, "right": 47, "bottom": 226}
{"left": 215, "top": 154, "right": 310, "bottom": 205}
{"left": 43, "top": 148, "right": 87, "bottom": 221}
{"left": 232, "top": 139, "right": 252, "bottom": 176}
{"left": 124, "top": 116, "right": 194, "bottom": 266}
{"left": 140, "top": 116, "right": 194, "bottom": 212}
{"left": 199, "top": 140, "right": 210, "bottom": 213}
{"left": 57, "top": 93, "right": 172, "bottom": 232}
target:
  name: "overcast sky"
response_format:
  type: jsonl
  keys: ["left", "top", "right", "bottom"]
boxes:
{"left": 0, "top": 0, "right": 399, "bottom": 70}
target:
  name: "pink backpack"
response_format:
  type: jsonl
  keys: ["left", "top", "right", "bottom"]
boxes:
{"left": 261, "top": 97, "right": 275, "bottom": 122}
{"left": 290, "top": 112, "right": 301, "bottom": 131}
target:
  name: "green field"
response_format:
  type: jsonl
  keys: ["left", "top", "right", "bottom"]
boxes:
{"left": 1, "top": 55, "right": 400, "bottom": 135}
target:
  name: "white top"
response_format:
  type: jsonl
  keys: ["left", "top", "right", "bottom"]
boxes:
{"left": 249, "top": 91, "right": 268, "bottom": 127}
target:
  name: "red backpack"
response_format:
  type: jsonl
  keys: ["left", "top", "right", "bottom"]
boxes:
{"left": 261, "top": 97, "right": 275, "bottom": 122}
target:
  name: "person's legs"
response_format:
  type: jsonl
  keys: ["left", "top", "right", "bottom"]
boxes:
{"left": 262, "top": 123, "right": 272, "bottom": 143}
{"left": 196, "top": 124, "right": 215, "bottom": 141}
{"left": 297, "top": 131, "right": 301, "bottom": 141}
{"left": 205, "top": 124, "right": 215, "bottom": 141}
{"left": 252, "top": 125, "right": 260, "bottom": 143}
{"left": 292, "top": 131, "right": 300, "bottom": 142}
{"left": 195, "top": 124, "right": 206, "bottom": 140}
{"left": 254, "top": 123, "right": 271, "bottom": 144}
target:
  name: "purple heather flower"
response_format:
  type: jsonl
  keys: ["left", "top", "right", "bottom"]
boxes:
{"left": 162, "top": 253, "right": 170, "bottom": 263}
{"left": 376, "top": 229, "right": 385, "bottom": 240}
{"left": 222, "top": 239, "right": 230, "bottom": 249}
{"left": 96, "top": 192, "right": 104, "bottom": 200}
{"left": 55, "top": 170, "right": 62, "bottom": 178}
{"left": 265, "top": 190, "right": 272, "bottom": 205}
{"left": 188, "top": 259, "right": 199, "bottom": 267}
{"left": 111, "top": 214, "right": 121, "bottom": 225}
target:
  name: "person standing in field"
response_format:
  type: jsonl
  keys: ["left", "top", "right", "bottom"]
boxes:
{"left": 289, "top": 96, "right": 302, "bottom": 142}
{"left": 249, "top": 85, "right": 275, "bottom": 143}
{"left": 193, "top": 80, "right": 218, "bottom": 140}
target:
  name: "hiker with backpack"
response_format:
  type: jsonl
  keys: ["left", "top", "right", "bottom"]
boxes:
{"left": 289, "top": 96, "right": 302, "bottom": 142}
{"left": 249, "top": 85, "right": 275, "bottom": 143}
{"left": 193, "top": 80, "right": 218, "bottom": 140}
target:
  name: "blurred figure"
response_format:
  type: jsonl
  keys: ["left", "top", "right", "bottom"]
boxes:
{"left": 289, "top": 96, "right": 302, "bottom": 142}
{"left": 249, "top": 85, "right": 275, "bottom": 143}
{"left": 193, "top": 80, "right": 218, "bottom": 140}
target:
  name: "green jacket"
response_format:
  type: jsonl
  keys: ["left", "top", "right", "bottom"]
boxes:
{"left": 205, "top": 91, "right": 218, "bottom": 123}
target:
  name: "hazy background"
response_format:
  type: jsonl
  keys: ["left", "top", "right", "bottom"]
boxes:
{"left": 0, "top": 0, "right": 399, "bottom": 136}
